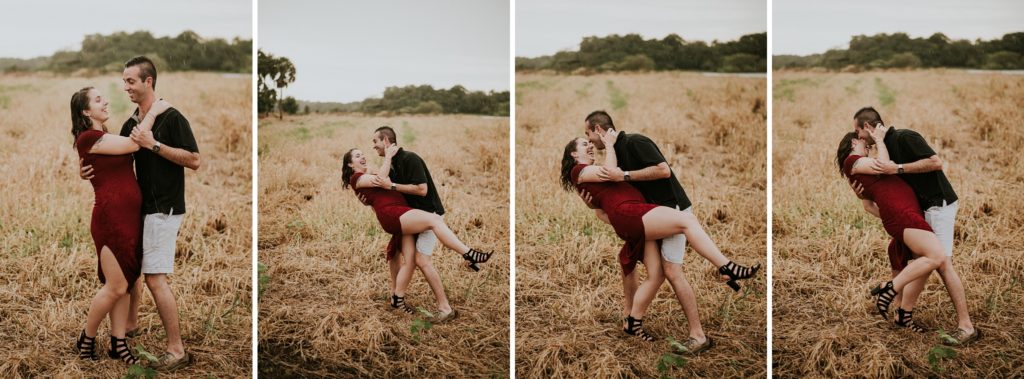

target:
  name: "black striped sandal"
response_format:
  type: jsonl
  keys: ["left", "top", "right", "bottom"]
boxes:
{"left": 107, "top": 336, "right": 140, "bottom": 365}
{"left": 895, "top": 308, "right": 928, "bottom": 333}
{"left": 718, "top": 261, "right": 761, "bottom": 291}
{"left": 462, "top": 248, "right": 493, "bottom": 272}
{"left": 869, "top": 281, "right": 897, "bottom": 320}
{"left": 623, "top": 315, "right": 656, "bottom": 342}
{"left": 75, "top": 330, "right": 97, "bottom": 360}
{"left": 390, "top": 294, "right": 417, "bottom": 315}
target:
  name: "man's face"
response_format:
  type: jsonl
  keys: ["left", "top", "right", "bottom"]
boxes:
{"left": 584, "top": 123, "right": 605, "bottom": 150}
{"left": 122, "top": 66, "right": 151, "bottom": 104}
{"left": 372, "top": 132, "right": 389, "bottom": 157}
{"left": 854, "top": 120, "right": 874, "bottom": 143}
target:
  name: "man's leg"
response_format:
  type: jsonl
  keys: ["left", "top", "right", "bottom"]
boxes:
{"left": 927, "top": 202, "right": 973, "bottom": 331}
{"left": 140, "top": 212, "right": 188, "bottom": 362}
{"left": 413, "top": 228, "right": 454, "bottom": 314}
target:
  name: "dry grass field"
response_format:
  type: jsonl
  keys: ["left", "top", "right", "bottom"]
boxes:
{"left": 515, "top": 72, "right": 767, "bottom": 377}
{"left": 0, "top": 72, "right": 253, "bottom": 377}
{"left": 773, "top": 70, "right": 1024, "bottom": 377}
{"left": 257, "top": 114, "right": 510, "bottom": 377}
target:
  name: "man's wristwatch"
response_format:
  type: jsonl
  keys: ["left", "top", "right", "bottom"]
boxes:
{"left": 390, "top": 183, "right": 397, "bottom": 191}
{"left": 152, "top": 141, "right": 161, "bottom": 153}
{"left": 623, "top": 171, "right": 631, "bottom": 181}
{"left": 897, "top": 164, "right": 904, "bottom": 174}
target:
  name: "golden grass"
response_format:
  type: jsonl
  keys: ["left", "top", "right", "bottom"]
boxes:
{"left": 773, "top": 70, "right": 1024, "bottom": 377}
{"left": 0, "top": 72, "right": 252, "bottom": 377}
{"left": 257, "top": 114, "right": 510, "bottom": 377}
{"left": 515, "top": 72, "right": 767, "bottom": 377}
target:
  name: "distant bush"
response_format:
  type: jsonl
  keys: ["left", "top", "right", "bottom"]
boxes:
{"left": 301, "top": 84, "right": 509, "bottom": 117}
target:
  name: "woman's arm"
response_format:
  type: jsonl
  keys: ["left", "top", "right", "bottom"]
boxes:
{"left": 378, "top": 144, "right": 398, "bottom": 176}
{"left": 849, "top": 157, "right": 879, "bottom": 175}
{"left": 354, "top": 174, "right": 377, "bottom": 189}
{"left": 600, "top": 129, "right": 619, "bottom": 169}
{"left": 89, "top": 133, "right": 140, "bottom": 155}
{"left": 870, "top": 125, "right": 891, "bottom": 163}
{"left": 576, "top": 165, "right": 606, "bottom": 184}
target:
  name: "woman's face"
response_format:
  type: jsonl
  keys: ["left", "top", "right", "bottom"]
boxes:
{"left": 572, "top": 137, "right": 595, "bottom": 165}
{"left": 84, "top": 89, "right": 110, "bottom": 125}
{"left": 851, "top": 137, "right": 868, "bottom": 156}
{"left": 348, "top": 149, "right": 368, "bottom": 173}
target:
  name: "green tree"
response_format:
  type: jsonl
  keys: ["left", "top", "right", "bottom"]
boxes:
{"left": 281, "top": 97, "right": 299, "bottom": 115}
{"left": 257, "top": 49, "right": 296, "bottom": 119}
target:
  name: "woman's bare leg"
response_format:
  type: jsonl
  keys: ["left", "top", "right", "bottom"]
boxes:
{"left": 629, "top": 241, "right": 665, "bottom": 320}
{"left": 621, "top": 269, "right": 639, "bottom": 323}
{"left": 891, "top": 229, "right": 945, "bottom": 292}
{"left": 85, "top": 246, "right": 130, "bottom": 337}
{"left": 400, "top": 210, "right": 470, "bottom": 255}
{"left": 388, "top": 253, "right": 401, "bottom": 295}
{"left": 641, "top": 207, "right": 729, "bottom": 268}
{"left": 393, "top": 235, "right": 417, "bottom": 298}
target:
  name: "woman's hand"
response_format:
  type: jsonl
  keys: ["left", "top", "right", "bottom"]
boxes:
{"left": 600, "top": 128, "right": 619, "bottom": 148}
{"left": 870, "top": 123, "right": 889, "bottom": 144}
{"left": 384, "top": 144, "right": 399, "bottom": 159}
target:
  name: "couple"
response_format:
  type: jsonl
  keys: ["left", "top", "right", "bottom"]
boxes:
{"left": 73, "top": 56, "right": 197, "bottom": 370}
{"left": 836, "top": 106, "right": 978, "bottom": 345}
{"left": 342, "top": 126, "right": 493, "bottom": 322}
{"left": 560, "top": 110, "right": 761, "bottom": 354}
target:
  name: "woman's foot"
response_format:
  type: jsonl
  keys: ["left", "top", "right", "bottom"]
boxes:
{"left": 462, "top": 248, "right": 493, "bottom": 271}
{"left": 718, "top": 261, "right": 761, "bottom": 291}
{"left": 943, "top": 327, "right": 980, "bottom": 346}
{"left": 107, "top": 336, "right": 139, "bottom": 365}
{"left": 678, "top": 335, "right": 714, "bottom": 355}
{"left": 390, "top": 294, "right": 417, "bottom": 315}
{"left": 869, "top": 281, "right": 897, "bottom": 320}
{"left": 623, "top": 315, "right": 656, "bottom": 342}
{"left": 76, "top": 330, "right": 98, "bottom": 360}
{"left": 895, "top": 308, "right": 928, "bottom": 333}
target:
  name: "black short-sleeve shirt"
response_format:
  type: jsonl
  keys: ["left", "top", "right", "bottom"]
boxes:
{"left": 612, "top": 131, "right": 692, "bottom": 209}
{"left": 882, "top": 127, "right": 957, "bottom": 210}
{"left": 120, "top": 107, "right": 199, "bottom": 215}
{"left": 389, "top": 148, "right": 445, "bottom": 215}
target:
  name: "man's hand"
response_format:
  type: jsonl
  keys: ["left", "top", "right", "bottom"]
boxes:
{"left": 79, "top": 158, "right": 94, "bottom": 180}
{"left": 848, "top": 180, "right": 866, "bottom": 199}
{"left": 597, "top": 166, "right": 626, "bottom": 182}
{"left": 577, "top": 188, "right": 595, "bottom": 208}
{"left": 371, "top": 175, "right": 394, "bottom": 189}
{"left": 356, "top": 193, "right": 370, "bottom": 205}
{"left": 130, "top": 127, "right": 157, "bottom": 150}
{"left": 870, "top": 159, "right": 898, "bottom": 175}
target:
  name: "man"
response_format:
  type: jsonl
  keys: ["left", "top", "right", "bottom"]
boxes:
{"left": 583, "top": 110, "right": 729, "bottom": 354}
{"left": 850, "top": 106, "right": 977, "bottom": 345}
{"left": 81, "top": 56, "right": 198, "bottom": 369}
{"left": 367, "top": 126, "right": 457, "bottom": 322}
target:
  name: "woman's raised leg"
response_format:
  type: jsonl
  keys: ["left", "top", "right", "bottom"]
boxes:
{"left": 400, "top": 210, "right": 470, "bottom": 255}
{"left": 641, "top": 207, "right": 729, "bottom": 267}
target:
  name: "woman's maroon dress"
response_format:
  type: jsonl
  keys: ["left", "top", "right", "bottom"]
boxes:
{"left": 843, "top": 154, "right": 932, "bottom": 270}
{"left": 571, "top": 164, "right": 659, "bottom": 275}
{"left": 350, "top": 172, "right": 414, "bottom": 260}
{"left": 75, "top": 129, "right": 142, "bottom": 286}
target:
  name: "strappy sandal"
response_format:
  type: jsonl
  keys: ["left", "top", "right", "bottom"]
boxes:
{"left": 718, "top": 261, "right": 761, "bottom": 291}
{"left": 869, "top": 281, "right": 897, "bottom": 320}
{"left": 107, "top": 336, "right": 139, "bottom": 365}
{"left": 76, "top": 330, "right": 98, "bottom": 360}
{"left": 895, "top": 308, "right": 928, "bottom": 333}
{"left": 390, "top": 294, "right": 417, "bottom": 315}
{"left": 623, "top": 315, "right": 656, "bottom": 342}
{"left": 462, "top": 248, "right": 493, "bottom": 271}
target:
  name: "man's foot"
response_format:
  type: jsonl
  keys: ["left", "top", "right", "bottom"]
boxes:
{"left": 942, "top": 327, "right": 980, "bottom": 346}
{"left": 434, "top": 309, "right": 458, "bottom": 323}
{"left": 152, "top": 351, "right": 192, "bottom": 371}
{"left": 677, "top": 336, "right": 714, "bottom": 355}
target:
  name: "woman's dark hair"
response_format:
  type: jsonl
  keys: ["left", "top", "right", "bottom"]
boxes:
{"left": 836, "top": 132, "right": 858, "bottom": 177}
{"left": 341, "top": 148, "right": 357, "bottom": 189}
{"left": 560, "top": 138, "right": 581, "bottom": 191}
{"left": 70, "top": 87, "right": 95, "bottom": 144}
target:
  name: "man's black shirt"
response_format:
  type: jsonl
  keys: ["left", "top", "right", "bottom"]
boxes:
{"left": 120, "top": 107, "right": 199, "bottom": 215}
{"left": 612, "top": 131, "right": 692, "bottom": 209}
{"left": 882, "top": 127, "right": 957, "bottom": 210}
{"left": 389, "top": 148, "right": 445, "bottom": 215}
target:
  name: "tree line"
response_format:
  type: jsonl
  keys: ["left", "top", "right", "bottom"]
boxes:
{"left": 774, "top": 32, "right": 1024, "bottom": 71}
{"left": 1, "top": 30, "right": 251, "bottom": 73}
{"left": 515, "top": 32, "right": 766, "bottom": 73}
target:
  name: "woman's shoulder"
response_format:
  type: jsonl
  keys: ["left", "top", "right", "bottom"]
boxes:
{"left": 843, "top": 154, "right": 864, "bottom": 175}
{"left": 349, "top": 172, "right": 365, "bottom": 187}
{"left": 75, "top": 129, "right": 106, "bottom": 152}
{"left": 570, "top": 163, "right": 588, "bottom": 182}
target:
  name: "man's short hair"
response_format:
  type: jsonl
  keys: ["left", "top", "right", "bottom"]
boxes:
{"left": 853, "top": 106, "right": 884, "bottom": 129}
{"left": 375, "top": 126, "right": 397, "bottom": 144}
{"left": 125, "top": 55, "right": 158, "bottom": 90}
{"left": 585, "top": 110, "right": 614, "bottom": 131}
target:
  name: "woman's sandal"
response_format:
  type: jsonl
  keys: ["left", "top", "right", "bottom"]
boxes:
{"left": 107, "top": 336, "right": 140, "bottom": 365}
{"left": 869, "top": 281, "right": 897, "bottom": 320}
{"left": 76, "top": 330, "right": 98, "bottom": 360}
{"left": 462, "top": 248, "right": 493, "bottom": 272}
{"left": 390, "top": 294, "right": 417, "bottom": 315}
{"left": 895, "top": 308, "right": 928, "bottom": 333}
{"left": 623, "top": 315, "right": 656, "bottom": 342}
{"left": 718, "top": 261, "right": 761, "bottom": 291}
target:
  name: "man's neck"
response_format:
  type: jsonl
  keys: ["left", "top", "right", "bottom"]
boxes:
{"left": 137, "top": 94, "right": 156, "bottom": 118}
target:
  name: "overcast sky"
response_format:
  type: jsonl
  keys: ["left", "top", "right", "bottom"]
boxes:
{"left": 774, "top": 0, "right": 1023, "bottom": 56}
{"left": 0, "top": 0, "right": 251, "bottom": 59}
{"left": 516, "top": 0, "right": 766, "bottom": 58}
{"left": 259, "top": 0, "right": 510, "bottom": 103}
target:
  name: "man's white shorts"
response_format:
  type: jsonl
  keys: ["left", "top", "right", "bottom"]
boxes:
{"left": 141, "top": 210, "right": 184, "bottom": 274}
{"left": 660, "top": 206, "right": 693, "bottom": 264}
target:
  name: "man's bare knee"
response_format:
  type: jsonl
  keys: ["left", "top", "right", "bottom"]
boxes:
{"left": 145, "top": 274, "right": 169, "bottom": 290}
{"left": 662, "top": 262, "right": 685, "bottom": 282}
{"left": 415, "top": 252, "right": 433, "bottom": 268}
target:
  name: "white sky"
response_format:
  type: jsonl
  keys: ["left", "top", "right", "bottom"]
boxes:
{"left": 0, "top": 0, "right": 252, "bottom": 59}
{"left": 259, "top": 0, "right": 510, "bottom": 103}
{"left": 516, "top": 0, "right": 767, "bottom": 58}
{"left": 774, "top": 0, "right": 1024, "bottom": 56}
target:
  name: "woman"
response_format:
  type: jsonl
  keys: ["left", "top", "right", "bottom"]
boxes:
{"left": 835, "top": 125, "right": 949, "bottom": 326}
{"left": 72, "top": 86, "right": 170, "bottom": 364}
{"left": 342, "top": 146, "right": 493, "bottom": 321}
{"left": 559, "top": 130, "right": 760, "bottom": 344}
